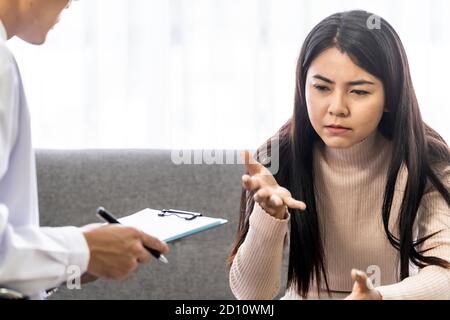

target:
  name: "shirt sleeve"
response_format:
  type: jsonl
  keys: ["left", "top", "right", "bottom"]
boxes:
{"left": 0, "top": 45, "right": 18, "bottom": 178}
{"left": 376, "top": 165, "right": 450, "bottom": 300}
{"left": 0, "top": 46, "right": 90, "bottom": 297}
{"left": 229, "top": 203, "right": 289, "bottom": 299}
{"left": 0, "top": 205, "right": 90, "bottom": 296}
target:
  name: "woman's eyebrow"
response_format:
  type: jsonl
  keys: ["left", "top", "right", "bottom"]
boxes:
{"left": 313, "top": 74, "right": 335, "bottom": 84}
{"left": 347, "top": 79, "right": 375, "bottom": 86}
{"left": 312, "top": 74, "right": 375, "bottom": 86}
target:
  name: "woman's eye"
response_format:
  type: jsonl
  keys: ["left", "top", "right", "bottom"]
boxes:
{"left": 351, "top": 90, "right": 370, "bottom": 96}
{"left": 314, "top": 85, "right": 330, "bottom": 92}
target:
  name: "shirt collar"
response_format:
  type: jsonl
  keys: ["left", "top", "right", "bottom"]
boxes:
{"left": 0, "top": 19, "right": 8, "bottom": 42}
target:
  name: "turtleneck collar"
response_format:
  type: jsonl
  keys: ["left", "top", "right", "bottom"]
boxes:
{"left": 317, "top": 130, "right": 389, "bottom": 168}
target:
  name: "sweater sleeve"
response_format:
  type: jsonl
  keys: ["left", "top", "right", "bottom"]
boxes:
{"left": 376, "top": 165, "right": 450, "bottom": 300}
{"left": 229, "top": 203, "right": 289, "bottom": 300}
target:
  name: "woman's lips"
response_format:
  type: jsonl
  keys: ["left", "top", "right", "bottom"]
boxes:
{"left": 324, "top": 125, "right": 351, "bottom": 134}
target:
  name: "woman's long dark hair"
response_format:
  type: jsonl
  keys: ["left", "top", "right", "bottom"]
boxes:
{"left": 227, "top": 10, "right": 450, "bottom": 298}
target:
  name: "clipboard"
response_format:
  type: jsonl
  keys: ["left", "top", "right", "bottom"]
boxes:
{"left": 118, "top": 208, "right": 228, "bottom": 242}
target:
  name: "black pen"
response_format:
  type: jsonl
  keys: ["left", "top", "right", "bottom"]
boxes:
{"left": 96, "top": 206, "right": 168, "bottom": 264}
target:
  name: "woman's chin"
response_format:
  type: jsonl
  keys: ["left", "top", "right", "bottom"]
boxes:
{"left": 321, "top": 136, "right": 356, "bottom": 149}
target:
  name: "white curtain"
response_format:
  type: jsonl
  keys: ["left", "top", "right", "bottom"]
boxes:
{"left": 8, "top": 0, "right": 450, "bottom": 149}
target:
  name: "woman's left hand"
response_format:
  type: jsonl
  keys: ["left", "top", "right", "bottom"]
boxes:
{"left": 344, "top": 269, "right": 382, "bottom": 300}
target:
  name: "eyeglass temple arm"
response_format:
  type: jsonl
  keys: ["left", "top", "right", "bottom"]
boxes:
{"left": 161, "top": 209, "right": 202, "bottom": 216}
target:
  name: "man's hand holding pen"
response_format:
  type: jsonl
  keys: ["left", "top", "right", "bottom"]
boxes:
{"left": 82, "top": 224, "right": 169, "bottom": 280}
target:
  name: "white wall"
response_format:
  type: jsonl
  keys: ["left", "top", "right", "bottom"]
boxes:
{"left": 8, "top": 0, "right": 450, "bottom": 149}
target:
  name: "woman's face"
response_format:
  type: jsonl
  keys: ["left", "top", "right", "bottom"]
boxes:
{"left": 305, "top": 47, "right": 385, "bottom": 148}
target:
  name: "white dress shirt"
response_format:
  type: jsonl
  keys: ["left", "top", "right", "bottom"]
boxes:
{"left": 0, "top": 20, "right": 90, "bottom": 297}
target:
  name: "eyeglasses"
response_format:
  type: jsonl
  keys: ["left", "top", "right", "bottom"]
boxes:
{"left": 158, "top": 209, "right": 203, "bottom": 221}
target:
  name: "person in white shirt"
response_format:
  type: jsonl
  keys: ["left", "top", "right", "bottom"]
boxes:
{"left": 0, "top": 0, "right": 169, "bottom": 298}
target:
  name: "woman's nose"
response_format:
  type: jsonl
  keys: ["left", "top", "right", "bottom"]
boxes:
{"left": 328, "top": 93, "right": 349, "bottom": 117}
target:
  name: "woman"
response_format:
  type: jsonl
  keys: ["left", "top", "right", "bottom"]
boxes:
{"left": 227, "top": 10, "right": 450, "bottom": 300}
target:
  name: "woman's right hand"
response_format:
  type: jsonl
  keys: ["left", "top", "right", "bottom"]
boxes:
{"left": 241, "top": 150, "right": 306, "bottom": 219}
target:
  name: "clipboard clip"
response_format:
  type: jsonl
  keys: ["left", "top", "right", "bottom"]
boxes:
{"left": 159, "top": 209, "right": 203, "bottom": 220}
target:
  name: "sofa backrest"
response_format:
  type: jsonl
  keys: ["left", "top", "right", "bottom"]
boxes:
{"left": 36, "top": 149, "right": 246, "bottom": 299}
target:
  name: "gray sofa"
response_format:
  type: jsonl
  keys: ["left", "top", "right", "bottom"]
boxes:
{"left": 36, "top": 149, "right": 247, "bottom": 300}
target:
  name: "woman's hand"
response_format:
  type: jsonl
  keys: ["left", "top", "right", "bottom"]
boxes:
{"left": 241, "top": 150, "right": 306, "bottom": 219}
{"left": 344, "top": 269, "right": 382, "bottom": 300}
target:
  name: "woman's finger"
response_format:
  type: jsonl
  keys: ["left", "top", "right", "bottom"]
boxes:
{"left": 351, "top": 269, "right": 374, "bottom": 291}
{"left": 242, "top": 174, "right": 251, "bottom": 189}
{"left": 269, "top": 194, "right": 284, "bottom": 207}
{"left": 253, "top": 192, "right": 262, "bottom": 203}
{"left": 254, "top": 188, "right": 270, "bottom": 203}
{"left": 256, "top": 187, "right": 271, "bottom": 201}
{"left": 242, "top": 175, "right": 260, "bottom": 191}
{"left": 241, "top": 150, "right": 265, "bottom": 176}
{"left": 283, "top": 196, "right": 307, "bottom": 211}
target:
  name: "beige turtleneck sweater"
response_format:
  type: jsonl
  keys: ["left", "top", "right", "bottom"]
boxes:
{"left": 229, "top": 130, "right": 450, "bottom": 300}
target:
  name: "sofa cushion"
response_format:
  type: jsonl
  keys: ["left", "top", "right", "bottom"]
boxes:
{"left": 36, "top": 149, "right": 244, "bottom": 299}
